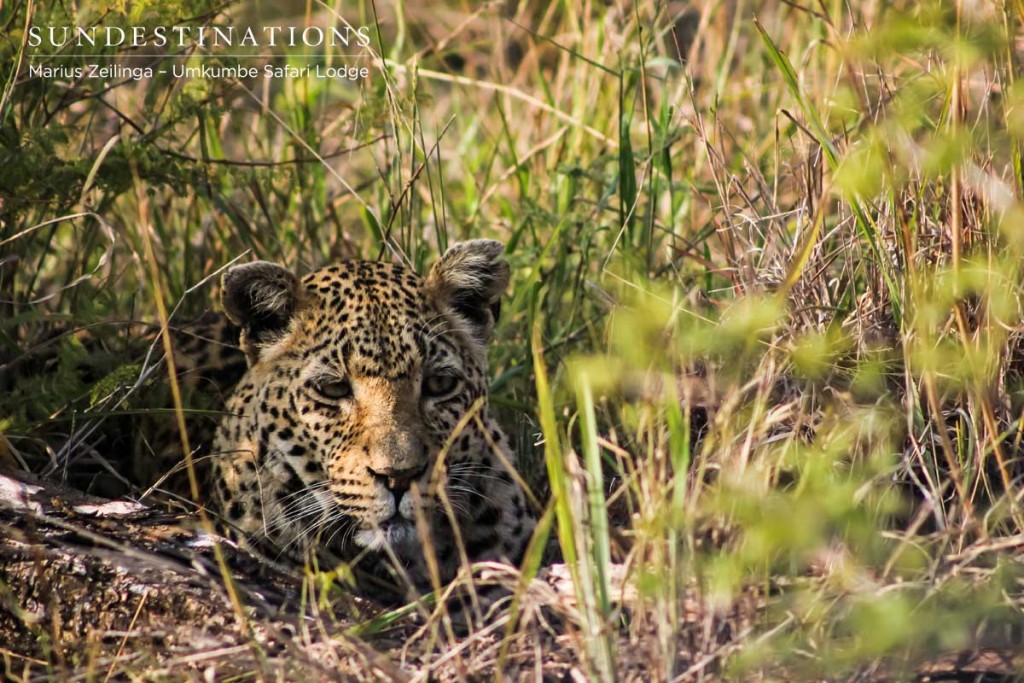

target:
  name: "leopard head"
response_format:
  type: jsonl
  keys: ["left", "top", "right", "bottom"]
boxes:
{"left": 214, "top": 240, "right": 511, "bottom": 560}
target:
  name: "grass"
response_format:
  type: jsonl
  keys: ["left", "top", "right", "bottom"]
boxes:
{"left": 4, "top": 0, "right": 1024, "bottom": 679}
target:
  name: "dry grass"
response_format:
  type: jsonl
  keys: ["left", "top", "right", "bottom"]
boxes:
{"left": 4, "top": 0, "right": 1024, "bottom": 679}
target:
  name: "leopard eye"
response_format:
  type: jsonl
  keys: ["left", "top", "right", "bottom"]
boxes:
{"left": 423, "top": 373, "right": 459, "bottom": 398}
{"left": 311, "top": 377, "right": 353, "bottom": 401}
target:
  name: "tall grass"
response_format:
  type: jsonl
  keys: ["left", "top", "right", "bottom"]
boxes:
{"left": 4, "top": 0, "right": 1024, "bottom": 678}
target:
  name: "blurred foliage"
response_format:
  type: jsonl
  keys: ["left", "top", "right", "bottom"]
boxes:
{"left": 4, "top": 0, "right": 1024, "bottom": 679}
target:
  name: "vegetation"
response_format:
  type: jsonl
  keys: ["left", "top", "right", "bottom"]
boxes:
{"left": 3, "top": 0, "right": 1024, "bottom": 679}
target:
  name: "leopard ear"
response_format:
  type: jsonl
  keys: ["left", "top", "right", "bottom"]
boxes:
{"left": 221, "top": 261, "right": 302, "bottom": 363}
{"left": 426, "top": 240, "right": 510, "bottom": 343}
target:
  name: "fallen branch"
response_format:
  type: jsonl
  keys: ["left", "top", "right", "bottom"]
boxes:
{"left": 0, "top": 469, "right": 405, "bottom": 681}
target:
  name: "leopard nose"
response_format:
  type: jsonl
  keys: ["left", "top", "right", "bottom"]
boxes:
{"left": 368, "top": 464, "right": 428, "bottom": 496}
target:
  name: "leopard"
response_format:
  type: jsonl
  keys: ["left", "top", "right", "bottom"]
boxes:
{"left": 205, "top": 239, "right": 535, "bottom": 593}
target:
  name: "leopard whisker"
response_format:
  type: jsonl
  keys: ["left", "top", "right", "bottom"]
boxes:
{"left": 276, "top": 505, "right": 355, "bottom": 558}
{"left": 267, "top": 482, "right": 335, "bottom": 523}
{"left": 266, "top": 492, "right": 332, "bottom": 532}
{"left": 447, "top": 462, "right": 503, "bottom": 475}
{"left": 422, "top": 313, "right": 453, "bottom": 347}
{"left": 267, "top": 505, "right": 325, "bottom": 534}
{"left": 320, "top": 513, "right": 356, "bottom": 550}
{"left": 274, "top": 479, "right": 333, "bottom": 504}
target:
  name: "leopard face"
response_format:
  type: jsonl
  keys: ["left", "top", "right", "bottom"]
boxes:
{"left": 209, "top": 241, "right": 533, "bottom": 586}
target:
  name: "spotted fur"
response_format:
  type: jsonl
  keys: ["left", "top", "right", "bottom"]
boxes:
{"left": 209, "top": 240, "right": 534, "bottom": 589}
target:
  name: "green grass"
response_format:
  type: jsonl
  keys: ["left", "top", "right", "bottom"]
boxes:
{"left": 4, "top": 0, "right": 1024, "bottom": 679}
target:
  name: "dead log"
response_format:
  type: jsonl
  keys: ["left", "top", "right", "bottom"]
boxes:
{"left": 5, "top": 469, "right": 1016, "bottom": 682}
{"left": 0, "top": 469, "right": 406, "bottom": 681}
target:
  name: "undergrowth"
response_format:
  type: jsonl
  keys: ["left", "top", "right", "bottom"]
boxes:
{"left": 3, "top": 0, "right": 1024, "bottom": 679}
